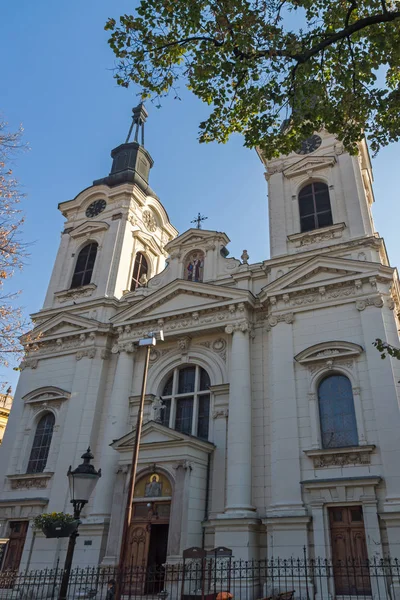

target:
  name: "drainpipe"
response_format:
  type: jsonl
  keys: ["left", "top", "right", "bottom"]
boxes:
{"left": 202, "top": 454, "right": 211, "bottom": 549}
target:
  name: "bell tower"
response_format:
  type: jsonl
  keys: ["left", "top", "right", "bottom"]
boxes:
{"left": 42, "top": 106, "right": 178, "bottom": 309}
{"left": 258, "top": 131, "right": 377, "bottom": 259}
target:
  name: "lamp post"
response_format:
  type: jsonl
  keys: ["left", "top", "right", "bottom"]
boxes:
{"left": 115, "top": 331, "right": 164, "bottom": 600}
{"left": 59, "top": 448, "right": 101, "bottom": 600}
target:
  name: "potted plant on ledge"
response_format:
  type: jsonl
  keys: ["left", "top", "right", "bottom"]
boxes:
{"left": 33, "top": 512, "right": 80, "bottom": 538}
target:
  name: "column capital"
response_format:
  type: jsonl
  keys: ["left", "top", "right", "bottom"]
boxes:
{"left": 111, "top": 341, "right": 137, "bottom": 354}
{"left": 268, "top": 312, "right": 295, "bottom": 327}
{"left": 356, "top": 295, "right": 384, "bottom": 311}
{"left": 224, "top": 320, "right": 250, "bottom": 335}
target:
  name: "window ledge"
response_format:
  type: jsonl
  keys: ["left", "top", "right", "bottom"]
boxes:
{"left": 288, "top": 223, "right": 346, "bottom": 248}
{"left": 304, "top": 445, "right": 376, "bottom": 468}
{"left": 7, "top": 472, "right": 54, "bottom": 490}
{"left": 54, "top": 283, "right": 97, "bottom": 304}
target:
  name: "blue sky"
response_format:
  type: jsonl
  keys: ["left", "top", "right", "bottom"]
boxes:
{"left": 0, "top": 0, "right": 399, "bottom": 390}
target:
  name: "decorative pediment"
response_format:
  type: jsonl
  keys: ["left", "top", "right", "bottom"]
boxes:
{"left": 29, "top": 312, "right": 108, "bottom": 341}
{"left": 22, "top": 386, "right": 70, "bottom": 405}
{"left": 132, "top": 229, "right": 164, "bottom": 256}
{"left": 112, "top": 421, "right": 214, "bottom": 453}
{"left": 261, "top": 255, "right": 392, "bottom": 297}
{"left": 112, "top": 279, "right": 252, "bottom": 325}
{"left": 283, "top": 155, "right": 336, "bottom": 179}
{"left": 294, "top": 341, "right": 363, "bottom": 364}
{"left": 165, "top": 229, "right": 230, "bottom": 253}
{"left": 69, "top": 220, "right": 109, "bottom": 239}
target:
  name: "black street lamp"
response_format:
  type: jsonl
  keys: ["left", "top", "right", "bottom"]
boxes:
{"left": 59, "top": 448, "right": 101, "bottom": 600}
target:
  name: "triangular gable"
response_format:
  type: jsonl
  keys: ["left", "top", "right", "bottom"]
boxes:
{"left": 165, "top": 229, "right": 230, "bottom": 253}
{"left": 283, "top": 156, "right": 336, "bottom": 179}
{"left": 30, "top": 312, "right": 108, "bottom": 340}
{"left": 69, "top": 220, "right": 109, "bottom": 239}
{"left": 112, "top": 279, "right": 253, "bottom": 325}
{"left": 262, "top": 256, "right": 393, "bottom": 297}
{"left": 112, "top": 420, "right": 214, "bottom": 452}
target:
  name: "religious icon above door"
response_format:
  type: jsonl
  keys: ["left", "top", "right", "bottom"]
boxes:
{"left": 185, "top": 251, "right": 204, "bottom": 283}
{"left": 134, "top": 472, "right": 172, "bottom": 499}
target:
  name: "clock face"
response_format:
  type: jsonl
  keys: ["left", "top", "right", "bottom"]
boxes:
{"left": 296, "top": 134, "right": 322, "bottom": 155}
{"left": 85, "top": 199, "right": 106, "bottom": 218}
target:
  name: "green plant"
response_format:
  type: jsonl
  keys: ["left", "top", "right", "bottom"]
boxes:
{"left": 32, "top": 512, "right": 76, "bottom": 531}
{"left": 106, "top": 0, "right": 400, "bottom": 158}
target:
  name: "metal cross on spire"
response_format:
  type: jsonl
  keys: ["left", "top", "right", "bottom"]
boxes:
{"left": 125, "top": 103, "right": 148, "bottom": 146}
{"left": 191, "top": 213, "right": 208, "bottom": 229}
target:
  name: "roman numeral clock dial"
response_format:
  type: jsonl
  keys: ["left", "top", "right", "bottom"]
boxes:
{"left": 295, "top": 134, "right": 322, "bottom": 155}
{"left": 85, "top": 199, "right": 107, "bottom": 218}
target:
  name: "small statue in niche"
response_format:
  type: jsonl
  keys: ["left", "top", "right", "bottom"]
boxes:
{"left": 241, "top": 250, "right": 249, "bottom": 264}
{"left": 145, "top": 474, "right": 162, "bottom": 497}
{"left": 186, "top": 251, "right": 204, "bottom": 282}
{"left": 151, "top": 396, "right": 165, "bottom": 423}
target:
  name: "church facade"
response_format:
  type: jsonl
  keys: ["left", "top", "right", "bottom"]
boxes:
{"left": 1, "top": 107, "right": 400, "bottom": 594}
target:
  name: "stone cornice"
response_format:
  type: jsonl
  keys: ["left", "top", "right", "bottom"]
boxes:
{"left": 22, "top": 336, "right": 113, "bottom": 366}
{"left": 301, "top": 475, "right": 381, "bottom": 490}
{"left": 260, "top": 286, "right": 387, "bottom": 317}
{"left": 0, "top": 497, "right": 49, "bottom": 507}
{"left": 30, "top": 296, "right": 121, "bottom": 323}
{"left": 262, "top": 235, "right": 383, "bottom": 271}
{"left": 113, "top": 303, "right": 253, "bottom": 343}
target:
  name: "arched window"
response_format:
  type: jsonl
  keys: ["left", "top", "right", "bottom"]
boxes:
{"left": 70, "top": 242, "right": 98, "bottom": 289}
{"left": 318, "top": 375, "right": 358, "bottom": 449}
{"left": 299, "top": 182, "right": 333, "bottom": 232}
{"left": 160, "top": 366, "right": 211, "bottom": 440}
{"left": 26, "top": 413, "right": 55, "bottom": 473}
{"left": 131, "top": 252, "right": 148, "bottom": 291}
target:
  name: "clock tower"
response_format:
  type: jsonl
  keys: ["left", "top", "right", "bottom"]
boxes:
{"left": 42, "top": 105, "right": 177, "bottom": 310}
{"left": 260, "top": 130, "right": 377, "bottom": 260}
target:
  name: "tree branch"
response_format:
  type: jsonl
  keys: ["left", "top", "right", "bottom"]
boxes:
{"left": 153, "top": 35, "right": 224, "bottom": 53}
{"left": 296, "top": 9, "right": 400, "bottom": 63}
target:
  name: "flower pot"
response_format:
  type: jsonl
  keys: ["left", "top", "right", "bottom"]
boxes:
{"left": 42, "top": 520, "right": 80, "bottom": 538}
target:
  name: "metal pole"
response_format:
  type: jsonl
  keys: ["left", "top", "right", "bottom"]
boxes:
{"left": 58, "top": 503, "right": 84, "bottom": 600}
{"left": 115, "top": 344, "right": 152, "bottom": 600}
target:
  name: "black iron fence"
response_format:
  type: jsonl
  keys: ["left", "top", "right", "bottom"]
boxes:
{"left": 1, "top": 555, "right": 400, "bottom": 600}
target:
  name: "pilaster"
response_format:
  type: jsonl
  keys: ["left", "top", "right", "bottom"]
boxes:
{"left": 101, "top": 465, "right": 128, "bottom": 566}
{"left": 46, "top": 356, "right": 94, "bottom": 514}
{"left": 168, "top": 461, "right": 191, "bottom": 559}
{"left": 358, "top": 303, "right": 400, "bottom": 507}
{"left": 224, "top": 321, "right": 254, "bottom": 514}
{"left": 92, "top": 346, "right": 135, "bottom": 516}
{"left": 268, "top": 315, "right": 305, "bottom": 516}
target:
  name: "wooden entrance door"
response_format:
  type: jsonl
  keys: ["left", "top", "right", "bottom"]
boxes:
{"left": 2, "top": 522, "right": 28, "bottom": 572}
{"left": 123, "top": 501, "right": 170, "bottom": 594}
{"left": 329, "top": 506, "right": 371, "bottom": 596}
